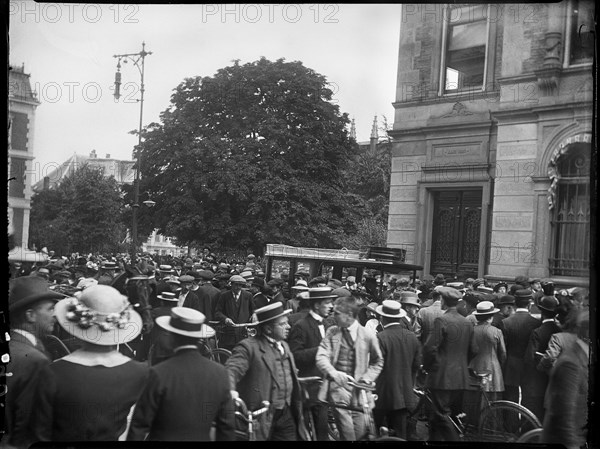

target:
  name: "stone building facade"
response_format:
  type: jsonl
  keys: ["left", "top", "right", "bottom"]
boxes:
{"left": 8, "top": 65, "right": 41, "bottom": 250}
{"left": 388, "top": 2, "right": 593, "bottom": 287}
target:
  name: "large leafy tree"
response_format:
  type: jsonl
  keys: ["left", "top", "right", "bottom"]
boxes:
{"left": 29, "top": 164, "right": 127, "bottom": 254}
{"left": 135, "top": 57, "right": 365, "bottom": 253}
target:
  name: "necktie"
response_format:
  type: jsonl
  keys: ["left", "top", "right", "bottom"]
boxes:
{"left": 342, "top": 327, "right": 354, "bottom": 348}
{"left": 317, "top": 321, "right": 325, "bottom": 338}
{"left": 275, "top": 341, "right": 285, "bottom": 355}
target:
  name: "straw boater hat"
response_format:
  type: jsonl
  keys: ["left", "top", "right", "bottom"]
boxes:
{"left": 473, "top": 300, "right": 500, "bottom": 316}
{"left": 157, "top": 291, "right": 178, "bottom": 302}
{"left": 307, "top": 286, "right": 338, "bottom": 300}
{"left": 156, "top": 307, "right": 215, "bottom": 339}
{"left": 291, "top": 279, "right": 309, "bottom": 291}
{"left": 54, "top": 285, "right": 142, "bottom": 345}
{"left": 252, "top": 302, "right": 292, "bottom": 326}
{"left": 376, "top": 300, "right": 407, "bottom": 319}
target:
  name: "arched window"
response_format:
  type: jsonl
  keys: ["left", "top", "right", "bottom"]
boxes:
{"left": 549, "top": 143, "right": 590, "bottom": 276}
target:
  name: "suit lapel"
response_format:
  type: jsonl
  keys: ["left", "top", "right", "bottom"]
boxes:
{"left": 260, "top": 338, "right": 280, "bottom": 388}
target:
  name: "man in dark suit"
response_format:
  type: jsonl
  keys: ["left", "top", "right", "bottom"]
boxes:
{"left": 373, "top": 300, "right": 422, "bottom": 440}
{"left": 194, "top": 269, "right": 221, "bottom": 319}
{"left": 215, "top": 275, "right": 255, "bottom": 351}
{"left": 498, "top": 289, "right": 541, "bottom": 405}
{"left": 226, "top": 303, "right": 310, "bottom": 441}
{"left": 267, "top": 278, "right": 286, "bottom": 306}
{"left": 288, "top": 287, "right": 336, "bottom": 441}
{"left": 491, "top": 294, "right": 515, "bottom": 328}
{"left": 422, "top": 287, "right": 473, "bottom": 441}
{"left": 541, "top": 309, "right": 589, "bottom": 448}
{"left": 128, "top": 307, "right": 235, "bottom": 441}
{"left": 177, "top": 274, "right": 213, "bottom": 320}
{"left": 5, "top": 277, "right": 63, "bottom": 448}
{"left": 522, "top": 295, "right": 561, "bottom": 422}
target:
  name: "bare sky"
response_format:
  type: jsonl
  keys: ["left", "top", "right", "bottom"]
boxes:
{"left": 10, "top": 2, "right": 402, "bottom": 179}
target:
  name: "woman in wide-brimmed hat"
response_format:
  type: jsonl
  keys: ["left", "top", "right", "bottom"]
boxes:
{"left": 31, "top": 285, "right": 149, "bottom": 442}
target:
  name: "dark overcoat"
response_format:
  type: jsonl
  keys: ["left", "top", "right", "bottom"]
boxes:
{"left": 375, "top": 324, "right": 422, "bottom": 411}
{"left": 423, "top": 308, "right": 473, "bottom": 390}
{"left": 214, "top": 289, "right": 255, "bottom": 348}
{"left": 499, "top": 311, "right": 541, "bottom": 387}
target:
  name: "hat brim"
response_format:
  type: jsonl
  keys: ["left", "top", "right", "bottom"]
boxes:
{"left": 54, "top": 298, "right": 143, "bottom": 346}
{"left": 400, "top": 299, "right": 421, "bottom": 307}
{"left": 251, "top": 308, "right": 292, "bottom": 326}
{"left": 155, "top": 315, "right": 215, "bottom": 338}
{"left": 307, "top": 294, "right": 337, "bottom": 300}
{"left": 473, "top": 308, "right": 500, "bottom": 316}
{"left": 9, "top": 290, "right": 64, "bottom": 312}
{"left": 375, "top": 305, "right": 407, "bottom": 319}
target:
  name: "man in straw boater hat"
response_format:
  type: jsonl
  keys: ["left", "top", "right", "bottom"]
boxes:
{"left": 463, "top": 300, "right": 506, "bottom": 428}
{"left": 315, "top": 293, "right": 383, "bottom": 441}
{"left": 373, "top": 300, "right": 422, "bottom": 440}
{"left": 5, "top": 277, "right": 64, "bottom": 448}
{"left": 128, "top": 307, "right": 235, "bottom": 441}
{"left": 225, "top": 302, "right": 310, "bottom": 441}
{"left": 214, "top": 274, "right": 255, "bottom": 351}
{"left": 31, "top": 285, "right": 150, "bottom": 442}
{"left": 288, "top": 287, "right": 337, "bottom": 440}
{"left": 422, "top": 286, "right": 473, "bottom": 441}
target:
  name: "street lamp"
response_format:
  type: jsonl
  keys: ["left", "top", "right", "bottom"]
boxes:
{"left": 113, "top": 42, "right": 152, "bottom": 262}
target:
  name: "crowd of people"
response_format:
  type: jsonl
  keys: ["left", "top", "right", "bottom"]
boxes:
{"left": 3, "top": 250, "right": 591, "bottom": 446}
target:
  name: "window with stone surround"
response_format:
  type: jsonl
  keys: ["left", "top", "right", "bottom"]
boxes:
{"left": 564, "top": 0, "right": 594, "bottom": 66}
{"left": 440, "top": 4, "right": 491, "bottom": 94}
{"left": 549, "top": 143, "right": 590, "bottom": 277}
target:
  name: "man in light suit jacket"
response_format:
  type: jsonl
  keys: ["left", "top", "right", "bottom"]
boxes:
{"left": 423, "top": 287, "right": 473, "bottom": 441}
{"left": 288, "top": 287, "right": 336, "bottom": 441}
{"left": 5, "top": 277, "right": 63, "bottom": 449}
{"left": 127, "top": 307, "right": 235, "bottom": 441}
{"left": 214, "top": 275, "right": 255, "bottom": 351}
{"left": 316, "top": 295, "right": 384, "bottom": 441}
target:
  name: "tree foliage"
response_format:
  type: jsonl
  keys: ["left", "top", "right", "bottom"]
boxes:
{"left": 135, "top": 57, "right": 365, "bottom": 253}
{"left": 29, "top": 164, "right": 127, "bottom": 254}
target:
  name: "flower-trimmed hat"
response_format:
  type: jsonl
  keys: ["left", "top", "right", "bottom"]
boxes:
{"left": 156, "top": 307, "right": 214, "bottom": 339}
{"left": 252, "top": 302, "right": 292, "bottom": 326}
{"left": 54, "top": 285, "right": 142, "bottom": 346}
{"left": 376, "top": 300, "right": 407, "bottom": 319}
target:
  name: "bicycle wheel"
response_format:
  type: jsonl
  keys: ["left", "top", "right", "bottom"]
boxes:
{"left": 477, "top": 401, "right": 542, "bottom": 442}
{"left": 516, "top": 428, "right": 543, "bottom": 443}
{"left": 209, "top": 348, "right": 232, "bottom": 365}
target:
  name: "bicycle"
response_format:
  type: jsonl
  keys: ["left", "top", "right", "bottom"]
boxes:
{"left": 297, "top": 375, "right": 404, "bottom": 442}
{"left": 410, "top": 368, "right": 542, "bottom": 442}
{"left": 233, "top": 397, "right": 270, "bottom": 441}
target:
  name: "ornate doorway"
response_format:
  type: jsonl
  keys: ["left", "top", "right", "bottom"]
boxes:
{"left": 430, "top": 189, "right": 482, "bottom": 279}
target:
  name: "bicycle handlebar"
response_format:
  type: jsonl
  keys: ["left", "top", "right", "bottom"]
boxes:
{"left": 234, "top": 397, "right": 270, "bottom": 421}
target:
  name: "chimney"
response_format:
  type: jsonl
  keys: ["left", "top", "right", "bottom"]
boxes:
{"left": 90, "top": 149, "right": 97, "bottom": 158}
{"left": 105, "top": 154, "right": 111, "bottom": 158}
{"left": 43, "top": 176, "right": 50, "bottom": 190}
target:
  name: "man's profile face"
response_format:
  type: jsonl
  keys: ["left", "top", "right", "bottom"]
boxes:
{"left": 314, "top": 298, "right": 334, "bottom": 319}
{"left": 333, "top": 305, "right": 353, "bottom": 328}
{"left": 34, "top": 300, "right": 57, "bottom": 336}
{"left": 271, "top": 317, "right": 290, "bottom": 341}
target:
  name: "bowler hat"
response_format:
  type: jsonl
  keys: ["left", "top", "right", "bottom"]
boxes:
{"left": 9, "top": 277, "right": 63, "bottom": 312}
{"left": 156, "top": 307, "right": 213, "bottom": 339}
{"left": 537, "top": 295, "right": 559, "bottom": 312}
{"left": 54, "top": 285, "right": 142, "bottom": 345}
{"left": 252, "top": 302, "right": 291, "bottom": 325}
{"left": 498, "top": 295, "right": 516, "bottom": 305}
{"left": 514, "top": 289, "right": 533, "bottom": 301}
{"left": 473, "top": 300, "right": 499, "bottom": 316}
{"left": 376, "top": 300, "right": 407, "bottom": 319}
{"left": 307, "top": 287, "right": 338, "bottom": 300}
